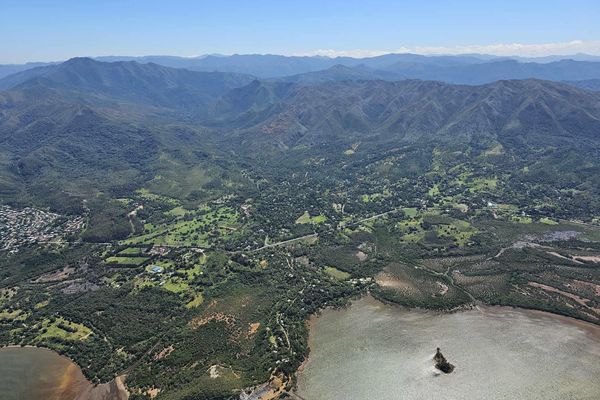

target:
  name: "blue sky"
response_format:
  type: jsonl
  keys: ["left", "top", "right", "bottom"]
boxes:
{"left": 1, "top": 0, "right": 599, "bottom": 63}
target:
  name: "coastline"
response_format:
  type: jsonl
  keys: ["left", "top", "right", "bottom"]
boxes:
{"left": 293, "top": 293, "right": 600, "bottom": 398}
{"left": 0, "top": 345, "right": 129, "bottom": 400}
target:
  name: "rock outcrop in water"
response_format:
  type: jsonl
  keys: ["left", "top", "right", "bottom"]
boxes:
{"left": 434, "top": 347, "right": 455, "bottom": 373}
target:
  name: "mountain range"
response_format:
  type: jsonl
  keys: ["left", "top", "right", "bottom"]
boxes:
{"left": 4, "top": 53, "right": 600, "bottom": 84}
{"left": 1, "top": 57, "right": 599, "bottom": 217}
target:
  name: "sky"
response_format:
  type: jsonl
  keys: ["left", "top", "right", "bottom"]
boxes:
{"left": 1, "top": 0, "right": 599, "bottom": 63}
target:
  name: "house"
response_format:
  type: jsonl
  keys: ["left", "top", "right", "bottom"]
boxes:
{"left": 150, "top": 265, "right": 163, "bottom": 274}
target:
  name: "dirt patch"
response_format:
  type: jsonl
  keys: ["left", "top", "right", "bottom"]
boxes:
{"left": 355, "top": 251, "right": 368, "bottom": 262}
{"left": 208, "top": 365, "right": 221, "bottom": 379}
{"left": 146, "top": 388, "right": 160, "bottom": 398}
{"left": 148, "top": 246, "right": 170, "bottom": 256}
{"left": 207, "top": 364, "right": 240, "bottom": 380}
{"left": 207, "top": 299, "right": 218, "bottom": 308}
{"left": 437, "top": 281, "right": 449, "bottom": 296}
{"left": 154, "top": 345, "right": 174, "bottom": 360}
{"left": 376, "top": 271, "right": 419, "bottom": 295}
{"left": 61, "top": 281, "right": 100, "bottom": 295}
{"left": 128, "top": 204, "right": 143, "bottom": 218}
{"left": 189, "top": 312, "right": 236, "bottom": 329}
{"left": 247, "top": 322, "right": 260, "bottom": 337}
{"left": 295, "top": 256, "right": 310, "bottom": 266}
{"left": 241, "top": 373, "right": 287, "bottom": 400}
{"left": 34, "top": 266, "right": 75, "bottom": 283}
{"left": 546, "top": 251, "right": 584, "bottom": 264}
{"left": 528, "top": 282, "right": 600, "bottom": 315}
{"left": 571, "top": 280, "right": 600, "bottom": 297}
{"left": 573, "top": 255, "right": 600, "bottom": 263}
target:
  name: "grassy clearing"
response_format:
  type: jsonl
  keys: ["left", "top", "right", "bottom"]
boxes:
{"left": 428, "top": 184, "right": 441, "bottom": 197}
{"left": 136, "top": 188, "right": 180, "bottom": 206}
{"left": 162, "top": 279, "right": 189, "bottom": 293}
{"left": 396, "top": 214, "right": 477, "bottom": 247}
{"left": 35, "top": 300, "right": 50, "bottom": 309}
{"left": 512, "top": 216, "right": 533, "bottom": 224}
{"left": 165, "top": 206, "right": 188, "bottom": 217}
{"left": 295, "top": 211, "right": 327, "bottom": 225}
{"left": 436, "top": 219, "right": 477, "bottom": 246}
{"left": 0, "top": 309, "right": 28, "bottom": 321}
{"left": 106, "top": 256, "right": 149, "bottom": 266}
{"left": 540, "top": 217, "right": 559, "bottom": 225}
{"left": 344, "top": 142, "right": 360, "bottom": 155}
{"left": 186, "top": 293, "right": 204, "bottom": 308}
{"left": 177, "top": 263, "right": 204, "bottom": 280}
{"left": 468, "top": 177, "right": 498, "bottom": 192}
{"left": 403, "top": 207, "right": 418, "bottom": 217}
{"left": 118, "top": 247, "right": 147, "bottom": 255}
{"left": 124, "top": 205, "right": 239, "bottom": 247}
{"left": 36, "top": 317, "right": 92, "bottom": 341}
{"left": 361, "top": 193, "right": 385, "bottom": 203}
{"left": 323, "top": 266, "right": 351, "bottom": 280}
{"left": 454, "top": 203, "right": 469, "bottom": 212}
{"left": 583, "top": 229, "right": 600, "bottom": 242}
{"left": 397, "top": 219, "right": 425, "bottom": 243}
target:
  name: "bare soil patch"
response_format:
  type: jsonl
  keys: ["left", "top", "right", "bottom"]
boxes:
{"left": 528, "top": 282, "right": 600, "bottom": 315}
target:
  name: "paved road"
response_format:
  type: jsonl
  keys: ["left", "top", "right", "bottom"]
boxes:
{"left": 250, "top": 233, "right": 319, "bottom": 252}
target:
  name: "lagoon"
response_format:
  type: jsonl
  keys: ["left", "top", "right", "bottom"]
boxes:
{"left": 296, "top": 296, "right": 600, "bottom": 400}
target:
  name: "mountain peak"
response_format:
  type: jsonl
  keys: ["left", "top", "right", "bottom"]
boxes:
{"left": 64, "top": 56, "right": 95, "bottom": 64}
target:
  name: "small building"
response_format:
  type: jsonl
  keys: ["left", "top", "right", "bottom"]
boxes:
{"left": 150, "top": 265, "right": 163, "bottom": 274}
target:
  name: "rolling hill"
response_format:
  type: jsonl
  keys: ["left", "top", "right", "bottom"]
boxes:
{"left": 1, "top": 57, "right": 600, "bottom": 223}
{"left": 208, "top": 78, "right": 600, "bottom": 151}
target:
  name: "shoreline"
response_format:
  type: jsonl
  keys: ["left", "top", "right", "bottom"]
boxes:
{"left": 293, "top": 293, "right": 600, "bottom": 397}
{"left": 0, "top": 345, "right": 129, "bottom": 400}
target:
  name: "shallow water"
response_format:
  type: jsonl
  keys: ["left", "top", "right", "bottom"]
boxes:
{"left": 0, "top": 347, "right": 126, "bottom": 400}
{"left": 296, "top": 297, "right": 600, "bottom": 400}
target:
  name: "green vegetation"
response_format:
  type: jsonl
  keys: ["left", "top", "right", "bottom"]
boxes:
{"left": 117, "top": 247, "right": 148, "bottom": 255}
{"left": 2, "top": 58, "right": 600, "bottom": 399}
{"left": 36, "top": 317, "right": 93, "bottom": 341}
{"left": 123, "top": 204, "right": 239, "bottom": 248}
{"left": 105, "top": 256, "right": 149, "bottom": 266}
{"left": 323, "top": 266, "right": 351, "bottom": 281}
{"left": 295, "top": 211, "right": 327, "bottom": 225}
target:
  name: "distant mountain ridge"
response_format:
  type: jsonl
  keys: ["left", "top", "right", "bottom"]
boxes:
{"left": 4, "top": 53, "right": 600, "bottom": 82}
{"left": 0, "top": 61, "right": 57, "bottom": 80}
{"left": 268, "top": 59, "right": 600, "bottom": 85}
{"left": 0, "top": 57, "right": 255, "bottom": 109}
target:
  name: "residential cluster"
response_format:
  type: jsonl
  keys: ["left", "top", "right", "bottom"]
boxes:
{"left": 0, "top": 205, "right": 85, "bottom": 253}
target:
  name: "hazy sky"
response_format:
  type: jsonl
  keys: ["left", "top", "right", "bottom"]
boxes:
{"left": 1, "top": 0, "right": 599, "bottom": 63}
